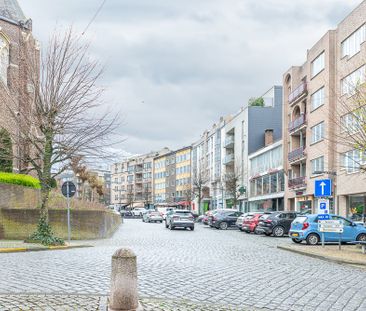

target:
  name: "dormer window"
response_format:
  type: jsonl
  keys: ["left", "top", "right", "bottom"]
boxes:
{"left": 0, "top": 35, "right": 9, "bottom": 85}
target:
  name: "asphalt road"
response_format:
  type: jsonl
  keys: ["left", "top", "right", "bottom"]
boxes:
{"left": 1, "top": 219, "right": 366, "bottom": 310}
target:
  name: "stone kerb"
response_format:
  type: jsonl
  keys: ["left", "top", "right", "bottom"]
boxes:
{"left": 109, "top": 248, "right": 143, "bottom": 311}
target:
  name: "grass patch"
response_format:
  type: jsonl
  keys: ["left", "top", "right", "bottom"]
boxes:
{"left": 0, "top": 172, "right": 41, "bottom": 189}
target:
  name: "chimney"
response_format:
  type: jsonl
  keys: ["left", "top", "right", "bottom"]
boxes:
{"left": 264, "top": 129, "right": 274, "bottom": 147}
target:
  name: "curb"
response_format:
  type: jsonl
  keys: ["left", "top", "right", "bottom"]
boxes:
{"left": 0, "top": 244, "right": 93, "bottom": 254}
{"left": 277, "top": 245, "right": 366, "bottom": 266}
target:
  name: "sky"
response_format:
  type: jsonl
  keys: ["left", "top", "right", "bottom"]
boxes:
{"left": 18, "top": 0, "right": 363, "bottom": 155}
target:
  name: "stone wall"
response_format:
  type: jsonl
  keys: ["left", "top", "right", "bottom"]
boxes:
{"left": 0, "top": 208, "right": 121, "bottom": 240}
{"left": 0, "top": 183, "right": 40, "bottom": 209}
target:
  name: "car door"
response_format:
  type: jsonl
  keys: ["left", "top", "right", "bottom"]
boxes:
{"left": 335, "top": 216, "right": 355, "bottom": 242}
{"left": 284, "top": 213, "right": 297, "bottom": 233}
{"left": 226, "top": 212, "right": 237, "bottom": 226}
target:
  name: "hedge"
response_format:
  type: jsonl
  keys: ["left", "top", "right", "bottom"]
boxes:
{"left": 0, "top": 172, "right": 41, "bottom": 189}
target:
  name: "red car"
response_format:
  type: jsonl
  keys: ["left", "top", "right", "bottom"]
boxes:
{"left": 242, "top": 213, "right": 263, "bottom": 233}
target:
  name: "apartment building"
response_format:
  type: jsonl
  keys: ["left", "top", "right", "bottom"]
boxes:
{"left": 248, "top": 139, "right": 284, "bottom": 213}
{"left": 153, "top": 146, "right": 192, "bottom": 206}
{"left": 191, "top": 118, "right": 228, "bottom": 212}
{"left": 223, "top": 86, "right": 283, "bottom": 211}
{"left": 111, "top": 148, "right": 169, "bottom": 208}
{"left": 283, "top": 1, "right": 366, "bottom": 219}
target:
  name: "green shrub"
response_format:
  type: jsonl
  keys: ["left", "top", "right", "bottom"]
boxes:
{"left": 0, "top": 172, "right": 41, "bottom": 189}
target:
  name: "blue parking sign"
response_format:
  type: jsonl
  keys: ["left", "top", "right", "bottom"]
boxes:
{"left": 318, "top": 214, "right": 330, "bottom": 220}
{"left": 315, "top": 179, "right": 332, "bottom": 197}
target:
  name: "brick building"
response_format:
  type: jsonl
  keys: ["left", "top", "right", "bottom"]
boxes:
{"left": 283, "top": 1, "right": 366, "bottom": 219}
{"left": 0, "top": 0, "right": 39, "bottom": 172}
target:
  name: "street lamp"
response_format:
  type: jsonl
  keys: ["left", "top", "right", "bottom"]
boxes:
{"left": 313, "top": 170, "right": 337, "bottom": 215}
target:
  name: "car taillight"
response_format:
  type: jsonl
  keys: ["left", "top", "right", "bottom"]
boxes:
{"left": 302, "top": 222, "right": 309, "bottom": 230}
{"left": 265, "top": 219, "right": 272, "bottom": 223}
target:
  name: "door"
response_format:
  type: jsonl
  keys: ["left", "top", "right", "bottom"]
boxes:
{"left": 284, "top": 213, "right": 297, "bottom": 233}
{"left": 335, "top": 216, "right": 354, "bottom": 242}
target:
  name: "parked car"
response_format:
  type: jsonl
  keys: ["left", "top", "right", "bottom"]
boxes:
{"left": 242, "top": 213, "right": 268, "bottom": 233}
{"left": 289, "top": 214, "right": 366, "bottom": 245}
{"left": 209, "top": 210, "right": 243, "bottom": 230}
{"left": 157, "top": 207, "right": 169, "bottom": 220}
{"left": 203, "top": 211, "right": 215, "bottom": 225}
{"left": 165, "top": 210, "right": 195, "bottom": 231}
{"left": 142, "top": 210, "right": 163, "bottom": 223}
{"left": 236, "top": 213, "right": 248, "bottom": 231}
{"left": 255, "top": 212, "right": 297, "bottom": 237}
{"left": 132, "top": 208, "right": 147, "bottom": 216}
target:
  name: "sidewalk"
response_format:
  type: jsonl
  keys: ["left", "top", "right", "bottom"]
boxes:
{"left": 278, "top": 243, "right": 366, "bottom": 266}
{"left": 0, "top": 295, "right": 270, "bottom": 311}
{"left": 0, "top": 240, "right": 92, "bottom": 253}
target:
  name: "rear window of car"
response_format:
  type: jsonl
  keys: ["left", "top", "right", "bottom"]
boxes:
{"left": 175, "top": 211, "right": 192, "bottom": 215}
{"left": 259, "top": 214, "right": 271, "bottom": 220}
{"left": 293, "top": 216, "right": 307, "bottom": 224}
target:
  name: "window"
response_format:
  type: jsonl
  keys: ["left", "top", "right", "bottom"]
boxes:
{"left": 341, "top": 65, "right": 366, "bottom": 96}
{"left": 342, "top": 149, "right": 366, "bottom": 173}
{"left": 311, "top": 52, "right": 325, "bottom": 77}
{"left": 311, "top": 122, "right": 324, "bottom": 143}
{"left": 342, "top": 24, "right": 366, "bottom": 58}
{"left": 0, "top": 35, "right": 9, "bottom": 84}
{"left": 311, "top": 87, "right": 325, "bottom": 110}
{"left": 341, "top": 112, "right": 361, "bottom": 134}
{"left": 311, "top": 156, "right": 324, "bottom": 174}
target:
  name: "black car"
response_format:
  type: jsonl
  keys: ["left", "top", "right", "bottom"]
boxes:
{"left": 209, "top": 210, "right": 243, "bottom": 230}
{"left": 255, "top": 212, "right": 297, "bottom": 237}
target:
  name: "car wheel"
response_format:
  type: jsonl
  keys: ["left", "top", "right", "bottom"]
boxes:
{"left": 239, "top": 228, "right": 243, "bottom": 232}
{"left": 219, "top": 222, "right": 228, "bottom": 230}
{"left": 356, "top": 233, "right": 366, "bottom": 241}
{"left": 291, "top": 238, "right": 302, "bottom": 244}
{"left": 273, "top": 226, "right": 285, "bottom": 237}
{"left": 191, "top": 227, "right": 195, "bottom": 231}
{"left": 306, "top": 233, "right": 320, "bottom": 245}
{"left": 264, "top": 232, "right": 271, "bottom": 236}
{"left": 165, "top": 221, "right": 168, "bottom": 228}
{"left": 169, "top": 223, "right": 174, "bottom": 230}
{"left": 142, "top": 218, "right": 144, "bottom": 222}
{"left": 245, "top": 230, "right": 251, "bottom": 234}
{"left": 160, "top": 221, "right": 163, "bottom": 223}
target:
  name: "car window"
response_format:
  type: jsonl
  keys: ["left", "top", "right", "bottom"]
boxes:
{"left": 288, "top": 213, "right": 296, "bottom": 219}
{"left": 292, "top": 216, "right": 307, "bottom": 224}
{"left": 334, "top": 216, "right": 352, "bottom": 226}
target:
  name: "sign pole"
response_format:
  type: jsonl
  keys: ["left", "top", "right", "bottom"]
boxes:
{"left": 67, "top": 182, "right": 71, "bottom": 244}
{"left": 322, "top": 232, "right": 325, "bottom": 248}
{"left": 339, "top": 233, "right": 341, "bottom": 251}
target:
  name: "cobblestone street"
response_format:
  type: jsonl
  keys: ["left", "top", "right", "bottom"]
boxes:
{"left": 1, "top": 219, "right": 366, "bottom": 310}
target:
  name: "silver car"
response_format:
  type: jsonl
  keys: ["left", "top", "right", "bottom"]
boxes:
{"left": 142, "top": 210, "right": 163, "bottom": 223}
{"left": 165, "top": 210, "right": 194, "bottom": 231}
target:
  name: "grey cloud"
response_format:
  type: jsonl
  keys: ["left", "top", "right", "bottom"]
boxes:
{"left": 18, "top": 0, "right": 363, "bottom": 154}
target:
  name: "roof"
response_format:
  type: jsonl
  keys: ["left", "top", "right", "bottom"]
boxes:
{"left": 0, "top": 0, "right": 26, "bottom": 24}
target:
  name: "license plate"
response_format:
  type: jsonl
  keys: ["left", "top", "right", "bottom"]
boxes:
{"left": 292, "top": 233, "right": 299, "bottom": 237}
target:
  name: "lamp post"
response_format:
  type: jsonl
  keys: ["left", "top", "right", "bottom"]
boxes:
{"left": 313, "top": 170, "right": 337, "bottom": 215}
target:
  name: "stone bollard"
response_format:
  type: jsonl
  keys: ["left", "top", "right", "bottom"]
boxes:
{"left": 109, "top": 248, "right": 143, "bottom": 311}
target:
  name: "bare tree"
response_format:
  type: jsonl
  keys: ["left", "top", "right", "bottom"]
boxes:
{"left": 6, "top": 28, "right": 120, "bottom": 244}
{"left": 224, "top": 166, "right": 242, "bottom": 209}
{"left": 192, "top": 170, "right": 209, "bottom": 215}
{"left": 142, "top": 184, "right": 151, "bottom": 207}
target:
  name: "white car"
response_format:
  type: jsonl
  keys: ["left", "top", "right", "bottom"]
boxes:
{"left": 157, "top": 207, "right": 168, "bottom": 220}
{"left": 132, "top": 208, "right": 146, "bottom": 216}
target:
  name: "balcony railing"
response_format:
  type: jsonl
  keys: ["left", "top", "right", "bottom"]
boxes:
{"left": 288, "top": 114, "right": 306, "bottom": 132}
{"left": 288, "top": 176, "right": 306, "bottom": 189}
{"left": 135, "top": 178, "right": 143, "bottom": 183}
{"left": 224, "top": 154, "right": 234, "bottom": 165}
{"left": 288, "top": 146, "right": 306, "bottom": 162}
{"left": 288, "top": 82, "right": 307, "bottom": 104}
{"left": 224, "top": 136, "right": 235, "bottom": 148}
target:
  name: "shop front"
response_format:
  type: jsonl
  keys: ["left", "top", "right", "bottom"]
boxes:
{"left": 248, "top": 196, "right": 284, "bottom": 213}
{"left": 346, "top": 194, "right": 366, "bottom": 222}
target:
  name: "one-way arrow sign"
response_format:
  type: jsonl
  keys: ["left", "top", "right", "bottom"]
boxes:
{"left": 314, "top": 179, "right": 332, "bottom": 197}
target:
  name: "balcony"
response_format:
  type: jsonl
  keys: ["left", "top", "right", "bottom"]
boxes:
{"left": 288, "top": 114, "right": 306, "bottom": 133}
{"left": 224, "top": 136, "right": 235, "bottom": 149}
{"left": 135, "top": 178, "right": 143, "bottom": 184}
{"left": 288, "top": 146, "right": 306, "bottom": 163}
{"left": 288, "top": 82, "right": 307, "bottom": 105}
{"left": 288, "top": 176, "right": 306, "bottom": 189}
{"left": 135, "top": 187, "right": 143, "bottom": 193}
{"left": 135, "top": 167, "right": 143, "bottom": 173}
{"left": 224, "top": 154, "right": 234, "bottom": 165}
